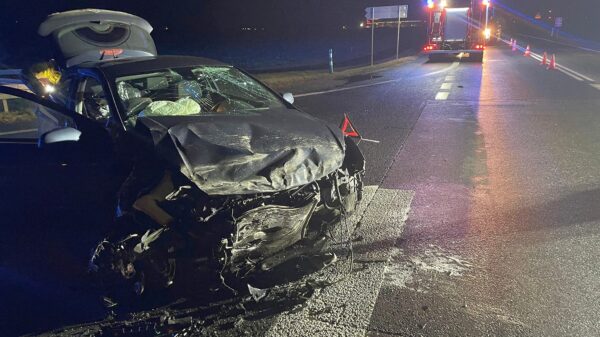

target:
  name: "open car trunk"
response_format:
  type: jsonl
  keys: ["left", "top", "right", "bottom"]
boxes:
{"left": 38, "top": 9, "right": 157, "bottom": 67}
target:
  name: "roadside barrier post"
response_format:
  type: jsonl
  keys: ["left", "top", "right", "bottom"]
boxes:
{"left": 371, "top": 7, "right": 375, "bottom": 66}
{"left": 329, "top": 49, "right": 334, "bottom": 74}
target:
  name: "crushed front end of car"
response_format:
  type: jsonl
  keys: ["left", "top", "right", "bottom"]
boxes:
{"left": 90, "top": 124, "right": 365, "bottom": 297}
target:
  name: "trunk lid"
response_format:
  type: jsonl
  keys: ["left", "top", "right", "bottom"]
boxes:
{"left": 39, "top": 9, "right": 157, "bottom": 67}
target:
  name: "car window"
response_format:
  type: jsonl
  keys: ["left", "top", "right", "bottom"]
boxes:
{"left": 0, "top": 91, "right": 76, "bottom": 140}
{"left": 50, "top": 77, "right": 74, "bottom": 109}
{"left": 76, "top": 77, "right": 110, "bottom": 122}
{"left": 114, "top": 66, "right": 284, "bottom": 119}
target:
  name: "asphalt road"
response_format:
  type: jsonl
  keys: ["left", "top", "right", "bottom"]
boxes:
{"left": 16, "top": 40, "right": 600, "bottom": 336}
{"left": 291, "top": 41, "right": 600, "bottom": 337}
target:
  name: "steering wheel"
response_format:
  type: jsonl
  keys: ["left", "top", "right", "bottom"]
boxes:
{"left": 125, "top": 97, "right": 152, "bottom": 119}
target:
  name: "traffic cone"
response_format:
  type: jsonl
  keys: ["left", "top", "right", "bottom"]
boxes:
{"left": 512, "top": 40, "right": 517, "bottom": 51}
{"left": 547, "top": 54, "right": 557, "bottom": 70}
{"left": 524, "top": 45, "right": 531, "bottom": 57}
{"left": 540, "top": 52, "right": 548, "bottom": 66}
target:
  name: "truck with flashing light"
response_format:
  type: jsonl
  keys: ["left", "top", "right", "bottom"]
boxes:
{"left": 423, "top": 0, "right": 490, "bottom": 62}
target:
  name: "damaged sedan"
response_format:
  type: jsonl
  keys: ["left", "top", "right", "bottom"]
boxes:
{"left": 0, "top": 9, "right": 366, "bottom": 300}
{"left": 87, "top": 58, "right": 365, "bottom": 294}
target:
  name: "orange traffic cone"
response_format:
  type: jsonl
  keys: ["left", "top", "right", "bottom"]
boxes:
{"left": 540, "top": 52, "right": 548, "bottom": 66}
{"left": 524, "top": 45, "right": 531, "bottom": 57}
{"left": 512, "top": 40, "right": 517, "bottom": 51}
{"left": 547, "top": 54, "right": 557, "bottom": 70}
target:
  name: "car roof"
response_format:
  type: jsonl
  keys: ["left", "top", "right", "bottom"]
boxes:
{"left": 80, "top": 55, "right": 229, "bottom": 78}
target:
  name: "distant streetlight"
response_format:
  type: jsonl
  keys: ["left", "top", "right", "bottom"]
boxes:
{"left": 483, "top": 0, "right": 490, "bottom": 40}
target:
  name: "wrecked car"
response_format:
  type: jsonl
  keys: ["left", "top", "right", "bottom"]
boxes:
{"left": 0, "top": 9, "right": 366, "bottom": 298}
{"left": 85, "top": 57, "right": 365, "bottom": 294}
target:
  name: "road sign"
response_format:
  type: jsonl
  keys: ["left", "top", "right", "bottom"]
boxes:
{"left": 555, "top": 17, "right": 563, "bottom": 28}
{"left": 365, "top": 5, "right": 408, "bottom": 20}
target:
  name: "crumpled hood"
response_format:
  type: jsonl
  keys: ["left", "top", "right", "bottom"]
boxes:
{"left": 137, "top": 108, "right": 345, "bottom": 195}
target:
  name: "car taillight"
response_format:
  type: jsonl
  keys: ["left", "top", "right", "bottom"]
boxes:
{"left": 474, "top": 44, "right": 485, "bottom": 50}
{"left": 423, "top": 44, "right": 437, "bottom": 51}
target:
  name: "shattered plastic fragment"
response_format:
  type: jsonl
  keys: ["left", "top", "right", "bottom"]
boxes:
{"left": 247, "top": 284, "right": 268, "bottom": 302}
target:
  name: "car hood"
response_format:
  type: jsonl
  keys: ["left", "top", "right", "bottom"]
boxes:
{"left": 137, "top": 108, "right": 345, "bottom": 195}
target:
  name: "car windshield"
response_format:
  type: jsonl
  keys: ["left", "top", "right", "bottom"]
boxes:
{"left": 115, "top": 66, "right": 284, "bottom": 118}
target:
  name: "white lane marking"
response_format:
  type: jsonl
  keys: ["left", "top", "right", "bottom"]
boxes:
{"left": 528, "top": 51, "right": 596, "bottom": 83}
{"left": 265, "top": 187, "right": 414, "bottom": 337}
{"left": 556, "top": 65, "right": 596, "bottom": 82}
{"left": 295, "top": 61, "right": 460, "bottom": 98}
{"left": 0, "top": 128, "right": 37, "bottom": 136}
{"left": 528, "top": 52, "right": 585, "bottom": 81}
{"left": 435, "top": 92, "right": 450, "bottom": 100}
{"left": 294, "top": 79, "right": 400, "bottom": 98}
{"left": 440, "top": 82, "right": 452, "bottom": 90}
{"left": 557, "top": 68, "right": 585, "bottom": 81}
{"left": 591, "top": 84, "right": 600, "bottom": 91}
{"left": 517, "top": 33, "right": 600, "bottom": 53}
{"left": 445, "top": 75, "right": 456, "bottom": 81}
{"left": 420, "top": 61, "right": 460, "bottom": 78}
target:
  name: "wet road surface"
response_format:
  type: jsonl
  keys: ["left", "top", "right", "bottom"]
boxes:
{"left": 9, "top": 40, "right": 600, "bottom": 336}
{"left": 295, "top": 42, "right": 600, "bottom": 336}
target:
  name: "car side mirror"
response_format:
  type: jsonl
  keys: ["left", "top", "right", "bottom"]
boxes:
{"left": 40, "top": 127, "right": 82, "bottom": 146}
{"left": 282, "top": 92, "right": 294, "bottom": 104}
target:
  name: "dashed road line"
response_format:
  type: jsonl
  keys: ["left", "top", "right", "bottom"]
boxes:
{"left": 445, "top": 75, "right": 456, "bottom": 81}
{"left": 435, "top": 92, "right": 450, "bottom": 100}
{"left": 591, "top": 83, "right": 600, "bottom": 91}
{"left": 420, "top": 61, "right": 460, "bottom": 78}
{"left": 440, "top": 82, "right": 452, "bottom": 90}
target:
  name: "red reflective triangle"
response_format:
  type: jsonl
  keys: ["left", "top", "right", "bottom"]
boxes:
{"left": 340, "top": 114, "right": 361, "bottom": 138}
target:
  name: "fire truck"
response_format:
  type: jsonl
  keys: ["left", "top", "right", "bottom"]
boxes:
{"left": 423, "top": 0, "right": 491, "bottom": 62}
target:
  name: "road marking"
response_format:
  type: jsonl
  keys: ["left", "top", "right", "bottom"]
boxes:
{"left": 420, "top": 61, "right": 460, "bottom": 78}
{"left": 440, "top": 82, "right": 452, "bottom": 90}
{"left": 435, "top": 92, "right": 450, "bottom": 100}
{"left": 295, "top": 61, "right": 459, "bottom": 98}
{"left": 525, "top": 50, "right": 596, "bottom": 83}
{"left": 0, "top": 128, "right": 37, "bottom": 136}
{"left": 445, "top": 75, "right": 455, "bottom": 81}
{"left": 516, "top": 33, "right": 600, "bottom": 53}
{"left": 294, "top": 79, "right": 400, "bottom": 98}
{"left": 591, "top": 84, "right": 600, "bottom": 91}
{"left": 556, "top": 65, "right": 596, "bottom": 82}
{"left": 265, "top": 186, "right": 414, "bottom": 337}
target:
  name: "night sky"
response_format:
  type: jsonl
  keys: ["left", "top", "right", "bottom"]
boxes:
{"left": 1, "top": 0, "right": 597, "bottom": 36}
{"left": 0, "top": 0, "right": 597, "bottom": 67}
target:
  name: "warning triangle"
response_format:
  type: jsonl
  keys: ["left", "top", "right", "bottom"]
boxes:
{"left": 340, "top": 114, "right": 361, "bottom": 138}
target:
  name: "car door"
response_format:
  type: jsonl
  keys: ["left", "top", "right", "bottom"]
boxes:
{"left": 0, "top": 84, "right": 120, "bottom": 212}
{"left": 0, "top": 85, "right": 121, "bottom": 286}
